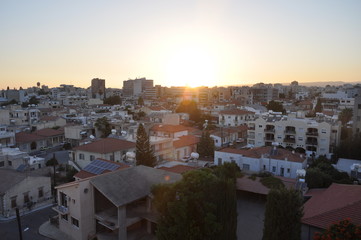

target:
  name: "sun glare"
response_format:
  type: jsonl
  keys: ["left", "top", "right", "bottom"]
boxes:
{"left": 163, "top": 44, "right": 219, "bottom": 88}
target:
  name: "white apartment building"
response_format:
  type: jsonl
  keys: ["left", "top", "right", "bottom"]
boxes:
{"left": 247, "top": 113, "right": 341, "bottom": 156}
{"left": 219, "top": 109, "right": 255, "bottom": 127}
{"left": 214, "top": 146, "right": 307, "bottom": 179}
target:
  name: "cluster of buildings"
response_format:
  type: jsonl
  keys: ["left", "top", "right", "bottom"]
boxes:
{"left": 1, "top": 78, "right": 361, "bottom": 239}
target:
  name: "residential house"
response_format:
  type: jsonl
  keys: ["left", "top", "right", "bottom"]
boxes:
{"left": 0, "top": 169, "right": 52, "bottom": 218}
{"left": 214, "top": 146, "right": 307, "bottom": 178}
{"left": 0, "top": 125, "right": 15, "bottom": 147}
{"left": 173, "top": 135, "right": 199, "bottom": 160}
{"left": 53, "top": 165, "right": 181, "bottom": 240}
{"left": 71, "top": 138, "right": 136, "bottom": 169}
{"left": 219, "top": 109, "right": 255, "bottom": 127}
{"left": 302, "top": 183, "right": 361, "bottom": 240}
{"left": 150, "top": 124, "right": 189, "bottom": 138}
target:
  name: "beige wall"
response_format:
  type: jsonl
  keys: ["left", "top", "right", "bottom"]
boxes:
{"left": 57, "top": 180, "right": 95, "bottom": 240}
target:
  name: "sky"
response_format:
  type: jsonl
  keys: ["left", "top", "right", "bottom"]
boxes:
{"left": 0, "top": 0, "right": 360, "bottom": 89}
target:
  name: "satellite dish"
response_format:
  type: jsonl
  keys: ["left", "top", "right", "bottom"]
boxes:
{"left": 89, "top": 135, "right": 95, "bottom": 139}
{"left": 111, "top": 129, "right": 116, "bottom": 134}
{"left": 190, "top": 152, "right": 199, "bottom": 160}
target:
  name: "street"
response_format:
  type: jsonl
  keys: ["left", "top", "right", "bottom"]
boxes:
{"left": 0, "top": 206, "right": 56, "bottom": 240}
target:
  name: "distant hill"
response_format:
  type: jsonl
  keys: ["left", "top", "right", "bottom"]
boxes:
{"left": 299, "top": 81, "right": 361, "bottom": 87}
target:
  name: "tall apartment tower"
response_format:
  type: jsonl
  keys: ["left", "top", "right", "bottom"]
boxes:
{"left": 123, "top": 77, "right": 154, "bottom": 97}
{"left": 91, "top": 78, "right": 106, "bottom": 99}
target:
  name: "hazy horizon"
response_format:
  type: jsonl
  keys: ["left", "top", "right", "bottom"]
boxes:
{"left": 1, "top": 0, "right": 360, "bottom": 89}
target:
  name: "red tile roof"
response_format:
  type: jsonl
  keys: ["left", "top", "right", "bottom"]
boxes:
{"left": 218, "top": 146, "right": 305, "bottom": 163}
{"left": 236, "top": 176, "right": 296, "bottom": 195}
{"left": 158, "top": 165, "right": 197, "bottom": 174}
{"left": 15, "top": 132, "right": 45, "bottom": 143}
{"left": 302, "top": 183, "right": 361, "bottom": 229}
{"left": 173, "top": 135, "right": 199, "bottom": 148}
{"left": 151, "top": 124, "right": 189, "bottom": 133}
{"left": 219, "top": 109, "right": 255, "bottom": 115}
{"left": 73, "top": 138, "right": 135, "bottom": 154}
{"left": 34, "top": 128, "right": 64, "bottom": 137}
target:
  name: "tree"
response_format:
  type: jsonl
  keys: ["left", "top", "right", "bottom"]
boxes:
{"left": 263, "top": 188, "right": 303, "bottom": 240}
{"left": 176, "top": 100, "right": 201, "bottom": 122}
{"left": 136, "top": 123, "right": 156, "bottom": 167}
{"left": 315, "top": 98, "right": 323, "bottom": 113}
{"left": 152, "top": 163, "right": 239, "bottom": 240}
{"left": 266, "top": 100, "right": 285, "bottom": 114}
{"left": 197, "top": 130, "right": 215, "bottom": 157}
{"left": 137, "top": 96, "right": 144, "bottom": 106}
{"left": 338, "top": 108, "right": 353, "bottom": 126}
{"left": 103, "top": 96, "right": 122, "bottom": 105}
{"left": 94, "top": 117, "right": 111, "bottom": 138}
{"left": 314, "top": 219, "right": 361, "bottom": 240}
{"left": 335, "top": 133, "right": 361, "bottom": 159}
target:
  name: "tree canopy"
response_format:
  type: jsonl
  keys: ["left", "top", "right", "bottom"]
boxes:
{"left": 338, "top": 108, "right": 353, "bottom": 126}
{"left": 152, "top": 162, "right": 240, "bottom": 240}
{"left": 94, "top": 117, "right": 111, "bottom": 138}
{"left": 266, "top": 100, "right": 285, "bottom": 114}
{"left": 263, "top": 187, "right": 303, "bottom": 240}
{"left": 335, "top": 133, "right": 361, "bottom": 159}
{"left": 314, "top": 98, "right": 323, "bottom": 113}
{"left": 103, "top": 95, "right": 122, "bottom": 105}
{"left": 197, "top": 130, "right": 215, "bottom": 157}
{"left": 136, "top": 123, "right": 156, "bottom": 167}
{"left": 175, "top": 100, "right": 201, "bottom": 122}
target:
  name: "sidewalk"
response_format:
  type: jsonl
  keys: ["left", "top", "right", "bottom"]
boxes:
{"left": 39, "top": 220, "right": 75, "bottom": 240}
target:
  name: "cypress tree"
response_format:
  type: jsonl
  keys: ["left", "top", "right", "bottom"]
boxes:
{"left": 263, "top": 187, "right": 303, "bottom": 240}
{"left": 136, "top": 123, "right": 157, "bottom": 167}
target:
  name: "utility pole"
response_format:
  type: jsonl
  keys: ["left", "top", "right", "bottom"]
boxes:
{"left": 16, "top": 208, "right": 23, "bottom": 240}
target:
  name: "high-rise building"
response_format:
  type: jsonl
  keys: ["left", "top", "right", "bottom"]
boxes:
{"left": 122, "top": 78, "right": 153, "bottom": 97}
{"left": 91, "top": 78, "right": 106, "bottom": 99}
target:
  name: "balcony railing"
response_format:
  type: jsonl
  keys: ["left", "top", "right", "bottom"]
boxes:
{"left": 284, "top": 130, "right": 296, "bottom": 134}
{"left": 283, "top": 138, "right": 295, "bottom": 143}
{"left": 264, "top": 129, "right": 275, "bottom": 133}
{"left": 52, "top": 205, "right": 69, "bottom": 215}
{"left": 306, "top": 132, "right": 319, "bottom": 136}
{"left": 248, "top": 127, "right": 255, "bottom": 130}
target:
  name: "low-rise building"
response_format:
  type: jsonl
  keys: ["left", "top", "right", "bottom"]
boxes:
{"left": 214, "top": 146, "right": 307, "bottom": 178}
{"left": 219, "top": 109, "right": 255, "bottom": 127}
{"left": 0, "top": 169, "right": 52, "bottom": 218}
{"left": 53, "top": 165, "right": 181, "bottom": 240}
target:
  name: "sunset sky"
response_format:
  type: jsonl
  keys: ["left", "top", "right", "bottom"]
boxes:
{"left": 1, "top": 0, "right": 360, "bottom": 89}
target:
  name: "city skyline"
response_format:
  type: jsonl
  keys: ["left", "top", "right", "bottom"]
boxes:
{"left": 1, "top": 0, "right": 360, "bottom": 89}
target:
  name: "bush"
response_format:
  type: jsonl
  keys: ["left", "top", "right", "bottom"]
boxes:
{"left": 260, "top": 176, "right": 284, "bottom": 189}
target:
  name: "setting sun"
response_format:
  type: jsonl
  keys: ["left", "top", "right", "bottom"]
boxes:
{"left": 163, "top": 43, "right": 220, "bottom": 87}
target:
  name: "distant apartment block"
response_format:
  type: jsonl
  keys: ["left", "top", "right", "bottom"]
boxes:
{"left": 247, "top": 112, "right": 341, "bottom": 156}
{"left": 91, "top": 78, "right": 106, "bottom": 100}
{"left": 123, "top": 78, "right": 153, "bottom": 97}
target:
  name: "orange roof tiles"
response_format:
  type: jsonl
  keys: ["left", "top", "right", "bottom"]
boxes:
{"left": 219, "top": 109, "right": 255, "bottom": 115}
{"left": 151, "top": 124, "right": 189, "bottom": 133}
{"left": 15, "top": 132, "right": 45, "bottom": 143}
{"left": 302, "top": 183, "right": 361, "bottom": 229}
{"left": 173, "top": 135, "right": 199, "bottom": 148}
{"left": 218, "top": 146, "right": 305, "bottom": 163}
{"left": 73, "top": 138, "right": 135, "bottom": 154}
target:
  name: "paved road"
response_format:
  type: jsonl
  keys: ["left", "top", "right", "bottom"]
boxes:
{"left": 237, "top": 192, "right": 266, "bottom": 240}
{"left": 0, "top": 206, "right": 56, "bottom": 240}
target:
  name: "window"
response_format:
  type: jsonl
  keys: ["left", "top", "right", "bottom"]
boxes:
{"left": 217, "top": 158, "right": 222, "bottom": 165}
{"left": 321, "top": 129, "right": 326, "bottom": 134}
{"left": 61, "top": 214, "right": 68, "bottom": 221}
{"left": 259, "top": 125, "right": 263, "bottom": 128}
{"left": 272, "top": 166, "right": 276, "bottom": 172}
{"left": 71, "top": 217, "right": 79, "bottom": 228}
{"left": 0, "top": 161, "right": 4, "bottom": 167}
{"left": 287, "top": 168, "right": 290, "bottom": 173}
{"left": 358, "top": 104, "right": 361, "bottom": 109}
{"left": 38, "top": 187, "right": 44, "bottom": 198}
{"left": 242, "top": 164, "right": 250, "bottom": 170}
{"left": 8, "top": 161, "right": 12, "bottom": 166}
{"left": 109, "top": 155, "right": 114, "bottom": 161}
{"left": 79, "top": 153, "right": 84, "bottom": 160}
{"left": 298, "top": 137, "right": 303, "bottom": 141}
{"left": 263, "top": 165, "right": 266, "bottom": 170}
{"left": 11, "top": 196, "right": 17, "bottom": 208}
{"left": 90, "top": 155, "right": 95, "bottom": 161}
{"left": 23, "top": 192, "right": 30, "bottom": 203}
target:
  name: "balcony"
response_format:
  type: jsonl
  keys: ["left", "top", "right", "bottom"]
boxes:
{"left": 306, "top": 141, "right": 318, "bottom": 146}
{"left": 306, "top": 132, "right": 319, "bottom": 136}
{"left": 248, "top": 126, "right": 255, "bottom": 130}
{"left": 284, "top": 130, "right": 296, "bottom": 134}
{"left": 264, "top": 137, "right": 274, "bottom": 141}
{"left": 283, "top": 138, "right": 295, "bottom": 143}
{"left": 95, "top": 209, "right": 119, "bottom": 230}
{"left": 52, "top": 205, "right": 69, "bottom": 215}
{"left": 264, "top": 129, "right": 275, "bottom": 133}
